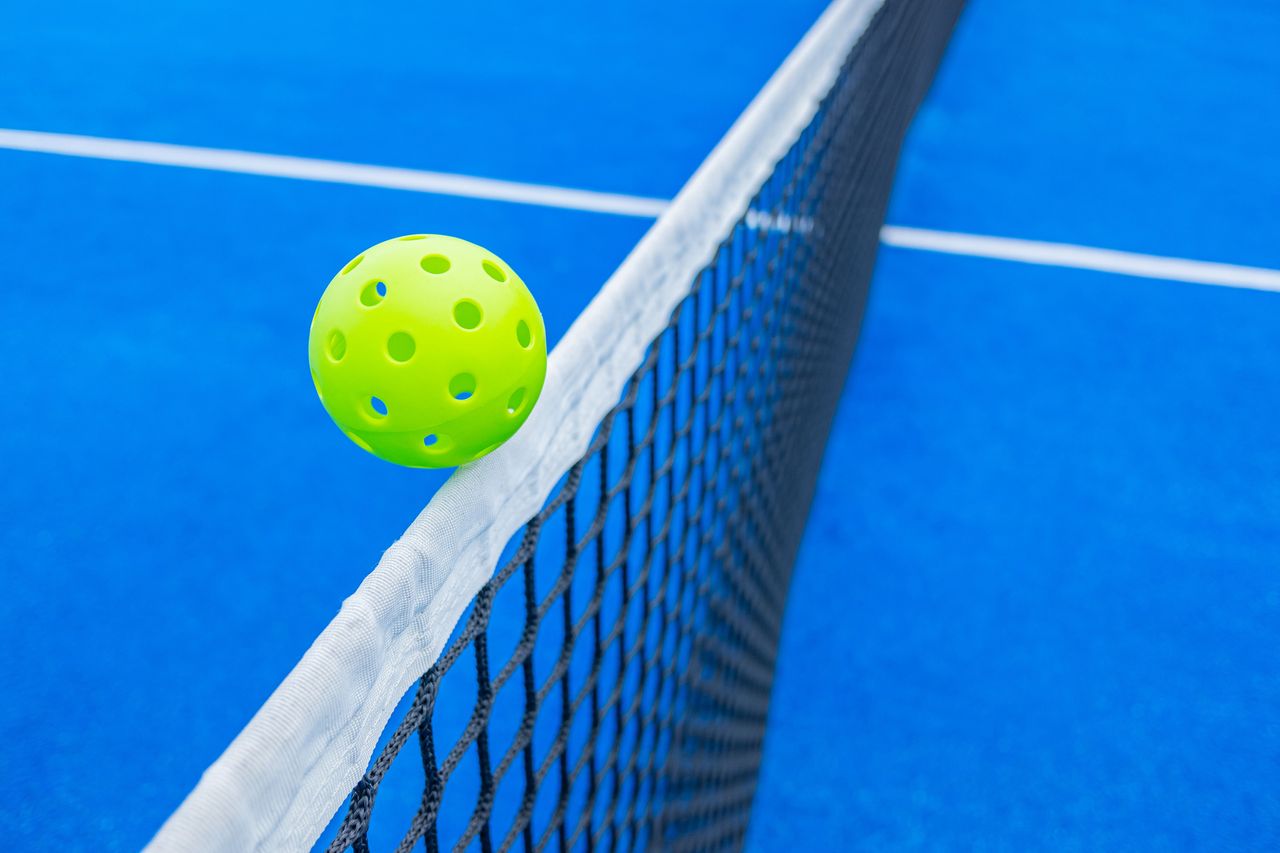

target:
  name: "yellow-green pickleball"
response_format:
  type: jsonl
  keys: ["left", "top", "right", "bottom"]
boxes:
{"left": 309, "top": 235, "right": 547, "bottom": 468}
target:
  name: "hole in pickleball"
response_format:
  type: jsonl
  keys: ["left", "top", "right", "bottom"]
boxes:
{"left": 453, "top": 300, "right": 483, "bottom": 330}
{"left": 423, "top": 434, "right": 439, "bottom": 447}
{"left": 421, "top": 254, "right": 451, "bottom": 274}
{"left": 360, "top": 281, "right": 387, "bottom": 307}
{"left": 450, "top": 374, "right": 476, "bottom": 401}
{"left": 482, "top": 260, "right": 507, "bottom": 282}
{"left": 516, "top": 320, "right": 532, "bottom": 348}
{"left": 342, "top": 254, "right": 364, "bottom": 274}
{"left": 326, "top": 329, "right": 347, "bottom": 361}
{"left": 387, "top": 331, "right": 416, "bottom": 362}
{"left": 399, "top": 235, "right": 429, "bottom": 241}
{"left": 369, "top": 396, "right": 388, "bottom": 417}
{"left": 507, "top": 387, "right": 526, "bottom": 414}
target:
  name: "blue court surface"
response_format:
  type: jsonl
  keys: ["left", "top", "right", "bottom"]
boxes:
{"left": 2, "top": 1, "right": 1278, "bottom": 850}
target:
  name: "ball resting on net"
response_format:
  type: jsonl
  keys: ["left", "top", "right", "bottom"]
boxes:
{"left": 308, "top": 234, "right": 547, "bottom": 468}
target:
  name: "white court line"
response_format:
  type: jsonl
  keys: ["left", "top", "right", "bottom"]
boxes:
{"left": 0, "top": 128, "right": 670, "bottom": 218}
{"left": 881, "top": 226, "right": 1280, "bottom": 293}
{"left": 4, "top": 127, "right": 1279, "bottom": 292}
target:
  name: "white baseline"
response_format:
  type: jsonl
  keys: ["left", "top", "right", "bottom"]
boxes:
{"left": 3, "top": 127, "right": 1278, "bottom": 293}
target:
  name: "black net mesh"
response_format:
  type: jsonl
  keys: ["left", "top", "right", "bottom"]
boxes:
{"left": 323, "top": 1, "right": 962, "bottom": 850}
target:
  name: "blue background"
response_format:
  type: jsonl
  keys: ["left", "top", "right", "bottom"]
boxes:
{"left": 1, "top": 0, "right": 1277, "bottom": 849}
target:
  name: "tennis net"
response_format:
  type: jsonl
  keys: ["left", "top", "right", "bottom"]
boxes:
{"left": 149, "top": 0, "right": 962, "bottom": 850}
